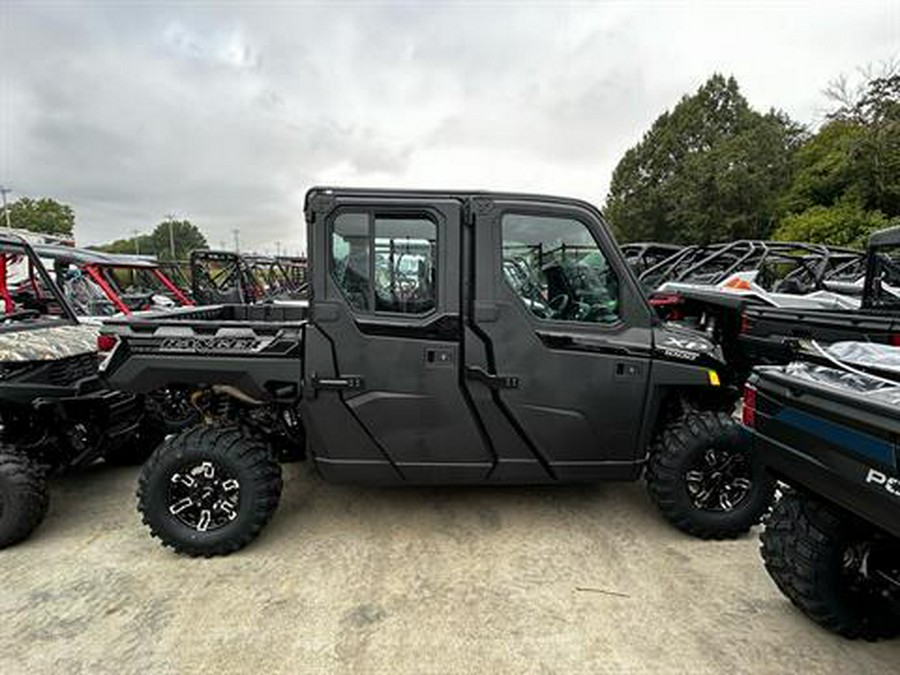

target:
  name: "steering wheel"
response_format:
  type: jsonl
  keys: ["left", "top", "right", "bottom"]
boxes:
{"left": 2, "top": 309, "right": 40, "bottom": 322}
{"left": 548, "top": 294, "right": 570, "bottom": 318}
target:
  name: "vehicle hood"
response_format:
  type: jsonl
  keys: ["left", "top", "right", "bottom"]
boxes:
{"left": 0, "top": 323, "right": 98, "bottom": 362}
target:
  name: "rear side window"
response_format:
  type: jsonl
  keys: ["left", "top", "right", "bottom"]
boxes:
{"left": 331, "top": 212, "right": 437, "bottom": 315}
{"left": 501, "top": 213, "right": 620, "bottom": 324}
{"left": 332, "top": 213, "right": 371, "bottom": 311}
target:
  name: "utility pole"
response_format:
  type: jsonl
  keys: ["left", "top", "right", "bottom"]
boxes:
{"left": 166, "top": 213, "right": 177, "bottom": 260}
{"left": 0, "top": 186, "right": 12, "bottom": 229}
{"left": 133, "top": 229, "right": 140, "bottom": 255}
{"left": 232, "top": 228, "right": 240, "bottom": 253}
{"left": 275, "top": 240, "right": 281, "bottom": 257}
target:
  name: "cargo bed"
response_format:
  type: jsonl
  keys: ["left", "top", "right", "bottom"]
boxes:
{"left": 101, "top": 302, "right": 308, "bottom": 328}
{"left": 740, "top": 305, "right": 900, "bottom": 362}
{"left": 99, "top": 304, "right": 306, "bottom": 399}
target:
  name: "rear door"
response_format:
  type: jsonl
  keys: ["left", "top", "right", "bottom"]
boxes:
{"left": 304, "top": 191, "right": 492, "bottom": 483}
{"left": 465, "top": 196, "right": 655, "bottom": 482}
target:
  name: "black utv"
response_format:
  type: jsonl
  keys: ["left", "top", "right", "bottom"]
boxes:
{"left": 745, "top": 343, "right": 900, "bottom": 640}
{"left": 99, "top": 188, "right": 775, "bottom": 556}
{"left": 0, "top": 234, "right": 159, "bottom": 548}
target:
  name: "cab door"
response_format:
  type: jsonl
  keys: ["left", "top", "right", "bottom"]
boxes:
{"left": 465, "top": 197, "right": 655, "bottom": 482}
{"left": 304, "top": 192, "right": 493, "bottom": 483}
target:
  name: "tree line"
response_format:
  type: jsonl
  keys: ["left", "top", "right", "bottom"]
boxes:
{"left": 97, "top": 221, "right": 208, "bottom": 261}
{"left": 605, "top": 66, "right": 900, "bottom": 248}
{"left": 0, "top": 196, "right": 208, "bottom": 261}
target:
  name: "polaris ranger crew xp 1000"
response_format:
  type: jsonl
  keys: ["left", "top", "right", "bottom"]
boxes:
{"left": 100, "top": 188, "right": 775, "bottom": 556}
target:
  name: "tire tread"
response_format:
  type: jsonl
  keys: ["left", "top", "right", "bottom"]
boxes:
{"left": 137, "top": 425, "right": 282, "bottom": 557}
{"left": 647, "top": 410, "right": 774, "bottom": 539}
{"left": 0, "top": 449, "right": 49, "bottom": 548}
{"left": 760, "top": 492, "right": 900, "bottom": 640}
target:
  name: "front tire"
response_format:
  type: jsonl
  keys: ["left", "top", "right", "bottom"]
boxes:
{"left": 647, "top": 411, "right": 775, "bottom": 539}
{"left": 760, "top": 491, "right": 900, "bottom": 640}
{"left": 137, "top": 426, "right": 282, "bottom": 557}
{"left": 0, "top": 449, "right": 50, "bottom": 548}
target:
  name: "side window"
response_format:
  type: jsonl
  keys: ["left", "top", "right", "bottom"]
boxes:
{"left": 501, "top": 213, "right": 620, "bottom": 324}
{"left": 374, "top": 216, "right": 436, "bottom": 314}
{"left": 331, "top": 212, "right": 437, "bottom": 315}
{"left": 332, "top": 213, "right": 371, "bottom": 311}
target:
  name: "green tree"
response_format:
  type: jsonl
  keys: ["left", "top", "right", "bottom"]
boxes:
{"left": 775, "top": 121, "right": 863, "bottom": 217}
{"left": 604, "top": 74, "right": 801, "bottom": 244}
{"left": 2, "top": 197, "right": 75, "bottom": 236}
{"left": 837, "top": 74, "right": 900, "bottom": 218}
{"left": 773, "top": 73, "right": 900, "bottom": 247}
{"left": 149, "top": 220, "right": 208, "bottom": 261}
{"left": 95, "top": 219, "right": 208, "bottom": 260}
{"left": 774, "top": 195, "right": 891, "bottom": 247}
{"left": 97, "top": 234, "right": 156, "bottom": 256}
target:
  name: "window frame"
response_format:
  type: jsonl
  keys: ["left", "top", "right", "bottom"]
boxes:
{"left": 329, "top": 208, "right": 440, "bottom": 318}
{"left": 498, "top": 209, "right": 624, "bottom": 330}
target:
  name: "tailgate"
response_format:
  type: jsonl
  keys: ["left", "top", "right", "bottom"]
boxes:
{"left": 749, "top": 367, "right": 900, "bottom": 538}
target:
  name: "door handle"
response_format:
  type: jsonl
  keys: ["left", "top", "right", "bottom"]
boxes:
{"left": 614, "top": 362, "right": 643, "bottom": 378}
{"left": 425, "top": 347, "right": 454, "bottom": 365}
{"left": 310, "top": 374, "right": 364, "bottom": 391}
{"left": 465, "top": 366, "right": 519, "bottom": 389}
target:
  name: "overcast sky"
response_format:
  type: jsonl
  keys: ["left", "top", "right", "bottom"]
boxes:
{"left": 1, "top": 1, "right": 897, "bottom": 253}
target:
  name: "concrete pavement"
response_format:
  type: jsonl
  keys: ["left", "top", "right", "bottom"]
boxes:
{"left": 1, "top": 463, "right": 897, "bottom": 674}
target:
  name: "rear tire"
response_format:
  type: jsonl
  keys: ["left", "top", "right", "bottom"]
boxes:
{"left": 760, "top": 491, "right": 900, "bottom": 640}
{"left": 137, "top": 425, "right": 282, "bottom": 557}
{"left": 647, "top": 411, "right": 775, "bottom": 539}
{"left": 0, "top": 449, "right": 49, "bottom": 548}
{"left": 146, "top": 387, "right": 201, "bottom": 434}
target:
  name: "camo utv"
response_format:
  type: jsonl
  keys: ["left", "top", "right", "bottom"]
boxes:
{"left": 0, "top": 234, "right": 159, "bottom": 548}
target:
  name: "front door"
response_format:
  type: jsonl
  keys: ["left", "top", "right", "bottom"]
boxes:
{"left": 465, "top": 197, "right": 654, "bottom": 482}
{"left": 304, "top": 193, "right": 493, "bottom": 483}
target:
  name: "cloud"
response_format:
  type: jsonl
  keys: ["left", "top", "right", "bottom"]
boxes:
{"left": 0, "top": 1, "right": 896, "bottom": 253}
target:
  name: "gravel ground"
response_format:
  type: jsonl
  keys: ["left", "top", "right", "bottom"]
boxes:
{"left": 0, "top": 462, "right": 897, "bottom": 674}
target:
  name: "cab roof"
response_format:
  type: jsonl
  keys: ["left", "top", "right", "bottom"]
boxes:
{"left": 869, "top": 226, "right": 900, "bottom": 249}
{"left": 33, "top": 244, "right": 160, "bottom": 269}
{"left": 303, "top": 186, "right": 604, "bottom": 218}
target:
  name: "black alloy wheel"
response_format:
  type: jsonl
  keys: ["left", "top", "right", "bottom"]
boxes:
{"left": 685, "top": 445, "right": 753, "bottom": 512}
{"left": 167, "top": 460, "right": 241, "bottom": 533}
